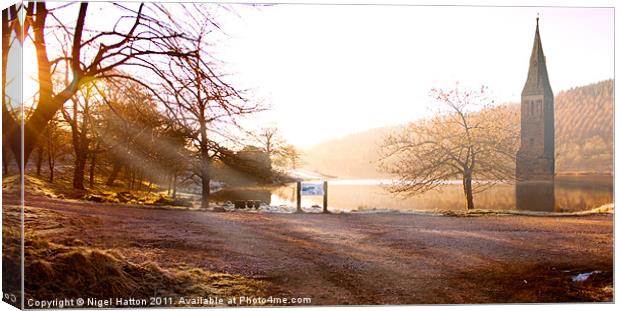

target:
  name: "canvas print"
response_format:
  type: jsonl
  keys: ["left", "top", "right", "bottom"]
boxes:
{"left": 1, "top": 1, "right": 614, "bottom": 308}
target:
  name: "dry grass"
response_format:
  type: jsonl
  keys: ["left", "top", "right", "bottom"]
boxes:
{"left": 2, "top": 175, "right": 20, "bottom": 194}
{"left": 0, "top": 185, "right": 268, "bottom": 305}
{"left": 23, "top": 174, "right": 193, "bottom": 208}
{"left": 22, "top": 236, "right": 268, "bottom": 303}
{"left": 352, "top": 203, "right": 614, "bottom": 217}
{"left": 2, "top": 203, "right": 22, "bottom": 305}
{"left": 438, "top": 204, "right": 614, "bottom": 217}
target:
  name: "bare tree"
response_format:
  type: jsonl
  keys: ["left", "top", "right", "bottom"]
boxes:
{"left": 379, "top": 85, "right": 518, "bottom": 210}
{"left": 3, "top": 2, "right": 200, "bottom": 167}
{"left": 276, "top": 144, "right": 302, "bottom": 170}
{"left": 43, "top": 114, "right": 69, "bottom": 182}
{"left": 2, "top": 5, "right": 23, "bottom": 173}
{"left": 61, "top": 85, "right": 95, "bottom": 190}
{"left": 35, "top": 144, "right": 44, "bottom": 176}
{"left": 88, "top": 133, "right": 103, "bottom": 188}
{"left": 95, "top": 79, "right": 168, "bottom": 188}
{"left": 155, "top": 15, "right": 263, "bottom": 208}
{"left": 158, "top": 125, "right": 190, "bottom": 199}
{"left": 257, "top": 127, "right": 284, "bottom": 159}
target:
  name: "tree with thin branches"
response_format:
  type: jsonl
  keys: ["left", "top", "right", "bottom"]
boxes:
{"left": 379, "top": 85, "right": 518, "bottom": 210}
{"left": 154, "top": 17, "right": 263, "bottom": 208}
{"left": 2, "top": 2, "right": 204, "bottom": 169}
{"left": 257, "top": 127, "right": 285, "bottom": 159}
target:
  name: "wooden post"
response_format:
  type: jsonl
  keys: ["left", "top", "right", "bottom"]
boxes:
{"left": 323, "top": 181, "right": 328, "bottom": 213}
{"left": 296, "top": 181, "right": 302, "bottom": 213}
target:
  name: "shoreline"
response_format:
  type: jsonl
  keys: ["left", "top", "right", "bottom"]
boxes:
{"left": 350, "top": 204, "right": 614, "bottom": 217}
{"left": 7, "top": 188, "right": 615, "bottom": 218}
{"left": 5, "top": 175, "right": 612, "bottom": 218}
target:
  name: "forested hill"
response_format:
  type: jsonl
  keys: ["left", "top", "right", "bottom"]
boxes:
{"left": 554, "top": 80, "right": 613, "bottom": 173}
{"left": 302, "top": 79, "right": 614, "bottom": 178}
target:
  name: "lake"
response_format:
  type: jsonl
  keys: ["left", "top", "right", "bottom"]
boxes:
{"left": 261, "top": 175, "right": 613, "bottom": 212}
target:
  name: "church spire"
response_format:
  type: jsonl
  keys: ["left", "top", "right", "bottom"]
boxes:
{"left": 522, "top": 16, "right": 553, "bottom": 96}
{"left": 516, "top": 16, "right": 555, "bottom": 182}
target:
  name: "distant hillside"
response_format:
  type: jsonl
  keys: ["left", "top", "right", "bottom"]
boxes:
{"left": 301, "top": 126, "right": 396, "bottom": 178}
{"left": 554, "top": 80, "right": 613, "bottom": 173}
{"left": 303, "top": 79, "right": 614, "bottom": 178}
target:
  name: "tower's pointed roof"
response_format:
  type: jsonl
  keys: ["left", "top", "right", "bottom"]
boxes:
{"left": 522, "top": 17, "right": 553, "bottom": 96}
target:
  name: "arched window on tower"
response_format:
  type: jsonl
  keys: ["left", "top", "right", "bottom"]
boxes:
{"left": 524, "top": 102, "right": 528, "bottom": 116}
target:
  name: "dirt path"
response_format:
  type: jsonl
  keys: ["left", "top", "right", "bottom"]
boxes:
{"left": 14, "top": 194, "right": 614, "bottom": 304}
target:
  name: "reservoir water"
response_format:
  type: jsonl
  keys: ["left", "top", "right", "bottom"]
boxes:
{"left": 256, "top": 175, "right": 612, "bottom": 212}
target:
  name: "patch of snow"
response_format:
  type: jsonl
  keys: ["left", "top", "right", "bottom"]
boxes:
{"left": 588, "top": 203, "right": 614, "bottom": 214}
{"left": 210, "top": 202, "right": 328, "bottom": 214}
{"left": 258, "top": 204, "right": 325, "bottom": 213}
{"left": 572, "top": 271, "right": 601, "bottom": 282}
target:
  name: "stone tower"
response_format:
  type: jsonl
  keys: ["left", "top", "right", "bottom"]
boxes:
{"left": 516, "top": 17, "right": 554, "bottom": 181}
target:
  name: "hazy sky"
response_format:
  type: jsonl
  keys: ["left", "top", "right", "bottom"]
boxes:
{"left": 12, "top": 2, "right": 614, "bottom": 149}
{"left": 211, "top": 4, "right": 614, "bottom": 147}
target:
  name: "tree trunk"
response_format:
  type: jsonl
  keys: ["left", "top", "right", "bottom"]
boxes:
{"left": 12, "top": 2, "right": 88, "bottom": 167}
{"left": 106, "top": 162, "right": 122, "bottom": 186}
{"left": 2, "top": 145, "right": 8, "bottom": 175}
{"left": 198, "top": 113, "right": 210, "bottom": 209}
{"left": 136, "top": 174, "right": 143, "bottom": 191}
{"left": 145, "top": 180, "right": 153, "bottom": 195}
{"left": 73, "top": 152, "right": 87, "bottom": 190}
{"left": 7, "top": 125, "right": 21, "bottom": 172}
{"left": 167, "top": 174, "right": 172, "bottom": 195}
{"left": 201, "top": 173, "right": 210, "bottom": 209}
{"left": 35, "top": 145, "right": 43, "bottom": 175}
{"left": 463, "top": 171, "right": 474, "bottom": 210}
{"left": 47, "top": 154, "right": 54, "bottom": 182}
{"left": 172, "top": 172, "right": 178, "bottom": 199}
{"left": 3, "top": 6, "right": 25, "bottom": 172}
{"left": 89, "top": 150, "right": 96, "bottom": 188}
{"left": 2, "top": 9, "right": 14, "bottom": 176}
{"left": 67, "top": 97, "right": 89, "bottom": 189}
{"left": 130, "top": 169, "right": 136, "bottom": 190}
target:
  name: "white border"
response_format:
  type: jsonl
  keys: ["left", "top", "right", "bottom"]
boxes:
{"left": 0, "top": 1, "right": 616, "bottom": 311}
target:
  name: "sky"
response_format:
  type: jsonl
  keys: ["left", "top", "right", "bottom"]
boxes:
{"left": 209, "top": 4, "right": 614, "bottom": 147}
{"left": 10, "top": 2, "right": 614, "bottom": 149}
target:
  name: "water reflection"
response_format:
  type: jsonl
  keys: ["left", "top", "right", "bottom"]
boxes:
{"left": 515, "top": 182, "right": 556, "bottom": 212}
{"left": 212, "top": 188, "right": 272, "bottom": 205}
{"left": 258, "top": 176, "right": 612, "bottom": 213}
